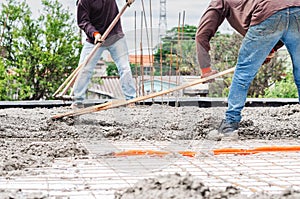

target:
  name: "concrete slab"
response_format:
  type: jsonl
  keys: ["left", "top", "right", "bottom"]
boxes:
{"left": 1, "top": 139, "right": 300, "bottom": 198}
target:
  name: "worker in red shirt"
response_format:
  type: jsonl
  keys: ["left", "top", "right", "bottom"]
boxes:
{"left": 196, "top": 0, "right": 300, "bottom": 140}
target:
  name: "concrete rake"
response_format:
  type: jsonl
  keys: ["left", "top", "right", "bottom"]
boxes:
{"left": 52, "top": 3, "right": 131, "bottom": 99}
{"left": 51, "top": 67, "right": 235, "bottom": 120}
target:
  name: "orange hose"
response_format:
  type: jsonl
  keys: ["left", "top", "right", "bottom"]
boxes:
{"left": 114, "top": 150, "right": 169, "bottom": 157}
{"left": 213, "top": 146, "right": 300, "bottom": 155}
{"left": 178, "top": 151, "right": 197, "bottom": 157}
{"left": 114, "top": 150, "right": 197, "bottom": 157}
{"left": 112, "top": 146, "right": 300, "bottom": 157}
{"left": 213, "top": 148, "right": 257, "bottom": 155}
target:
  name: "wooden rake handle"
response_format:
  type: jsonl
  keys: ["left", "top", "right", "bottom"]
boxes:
{"left": 51, "top": 67, "right": 236, "bottom": 120}
{"left": 52, "top": 3, "right": 130, "bottom": 98}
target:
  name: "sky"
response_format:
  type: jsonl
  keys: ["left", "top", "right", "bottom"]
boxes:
{"left": 0, "top": 0, "right": 232, "bottom": 52}
{"left": 0, "top": 0, "right": 232, "bottom": 31}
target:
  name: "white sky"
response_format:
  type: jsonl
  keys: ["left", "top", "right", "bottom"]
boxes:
{"left": 0, "top": 0, "right": 232, "bottom": 52}
{"left": 0, "top": 0, "right": 232, "bottom": 31}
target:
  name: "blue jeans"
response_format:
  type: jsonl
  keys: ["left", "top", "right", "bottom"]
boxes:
{"left": 226, "top": 7, "right": 300, "bottom": 123}
{"left": 73, "top": 37, "right": 136, "bottom": 103}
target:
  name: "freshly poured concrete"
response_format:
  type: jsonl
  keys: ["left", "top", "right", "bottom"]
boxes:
{"left": 0, "top": 104, "right": 299, "bottom": 198}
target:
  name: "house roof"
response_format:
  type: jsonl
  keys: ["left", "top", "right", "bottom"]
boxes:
{"left": 88, "top": 76, "right": 125, "bottom": 99}
{"left": 129, "top": 55, "right": 154, "bottom": 66}
{"left": 88, "top": 75, "right": 209, "bottom": 99}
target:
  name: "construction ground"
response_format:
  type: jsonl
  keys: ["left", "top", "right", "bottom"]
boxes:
{"left": 0, "top": 98, "right": 300, "bottom": 199}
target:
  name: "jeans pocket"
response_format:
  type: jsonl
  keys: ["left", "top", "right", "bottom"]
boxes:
{"left": 252, "top": 15, "right": 282, "bottom": 36}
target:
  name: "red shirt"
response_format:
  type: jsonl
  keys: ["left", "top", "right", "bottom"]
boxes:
{"left": 196, "top": 0, "right": 300, "bottom": 69}
{"left": 77, "top": 0, "right": 124, "bottom": 46}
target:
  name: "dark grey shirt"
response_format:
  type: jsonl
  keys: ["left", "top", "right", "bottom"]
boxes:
{"left": 196, "top": 0, "right": 300, "bottom": 69}
{"left": 77, "top": 0, "right": 124, "bottom": 46}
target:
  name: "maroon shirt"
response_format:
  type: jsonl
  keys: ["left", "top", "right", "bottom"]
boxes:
{"left": 196, "top": 0, "right": 300, "bottom": 69}
{"left": 77, "top": 0, "right": 124, "bottom": 46}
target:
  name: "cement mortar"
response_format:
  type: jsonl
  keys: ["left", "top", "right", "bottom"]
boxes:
{"left": 0, "top": 189, "right": 47, "bottom": 199}
{"left": 115, "top": 173, "right": 300, "bottom": 199}
{"left": 115, "top": 173, "right": 241, "bottom": 199}
{"left": 0, "top": 104, "right": 299, "bottom": 174}
{"left": 0, "top": 104, "right": 299, "bottom": 198}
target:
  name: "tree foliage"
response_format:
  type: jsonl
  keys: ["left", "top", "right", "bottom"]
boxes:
{"left": 106, "top": 62, "right": 119, "bottom": 76}
{"left": 264, "top": 69, "right": 298, "bottom": 98}
{"left": 154, "top": 25, "right": 199, "bottom": 75}
{"left": 210, "top": 32, "right": 287, "bottom": 97}
{"left": 155, "top": 26, "right": 289, "bottom": 98}
{"left": 0, "top": 0, "right": 81, "bottom": 100}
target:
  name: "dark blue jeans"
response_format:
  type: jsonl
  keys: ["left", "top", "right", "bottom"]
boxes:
{"left": 226, "top": 7, "right": 300, "bottom": 123}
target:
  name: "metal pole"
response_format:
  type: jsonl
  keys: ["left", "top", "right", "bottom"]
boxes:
{"left": 140, "top": 11, "right": 145, "bottom": 97}
{"left": 134, "top": 11, "right": 138, "bottom": 97}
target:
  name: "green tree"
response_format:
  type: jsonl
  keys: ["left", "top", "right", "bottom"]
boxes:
{"left": 210, "top": 32, "right": 286, "bottom": 97}
{"left": 0, "top": 58, "right": 9, "bottom": 100}
{"left": 264, "top": 70, "right": 298, "bottom": 98}
{"left": 0, "top": 0, "right": 81, "bottom": 100}
{"left": 106, "top": 61, "right": 136, "bottom": 77}
{"left": 154, "top": 25, "right": 198, "bottom": 75}
{"left": 156, "top": 26, "right": 288, "bottom": 98}
{"left": 209, "top": 32, "right": 242, "bottom": 97}
{"left": 106, "top": 62, "right": 119, "bottom": 76}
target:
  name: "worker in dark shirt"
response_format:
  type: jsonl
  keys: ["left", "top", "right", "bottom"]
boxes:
{"left": 196, "top": 0, "right": 300, "bottom": 140}
{"left": 72, "top": 0, "right": 136, "bottom": 108}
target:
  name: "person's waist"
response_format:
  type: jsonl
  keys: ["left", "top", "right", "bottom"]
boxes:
{"left": 86, "top": 32, "right": 124, "bottom": 46}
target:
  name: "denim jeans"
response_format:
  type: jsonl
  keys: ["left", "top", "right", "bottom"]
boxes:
{"left": 226, "top": 7, "right": 300, "bottom": 123}
{"left": 73, "top": 37, "right": 136, "bottom": 103}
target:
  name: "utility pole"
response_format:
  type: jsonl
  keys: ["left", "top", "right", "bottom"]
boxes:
{"left": 158, "top": 0, "right": 167, "bottom": 42}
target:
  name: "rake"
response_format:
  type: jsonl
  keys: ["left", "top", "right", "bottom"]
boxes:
{"left": 52, "top": 3, "right": 131, "bottom": 99}
{"left": 51, "top": 67, "right": 235, "bottom": 119}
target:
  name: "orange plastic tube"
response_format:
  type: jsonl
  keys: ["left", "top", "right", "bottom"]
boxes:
{"left": 213, "top": 146, "right": 300, "bottom": 155}
{"left": 114, "top": 150, "right": 169, "bottom": 157}
{"left": 112, "top": 146, "right": 300, "bottom": 158}
{"left": 114, "top": 150, "right": 197, "bottom": 157}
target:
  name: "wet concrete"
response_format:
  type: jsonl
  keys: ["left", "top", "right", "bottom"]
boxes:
{"left": 0, "top": 104, "right": 299, "bottom": 198}
{"left": 115, "top": 173, "right": 241, "bottom": 199}
{"left": 115, "top": 173, "right": 300, "bottom": 199}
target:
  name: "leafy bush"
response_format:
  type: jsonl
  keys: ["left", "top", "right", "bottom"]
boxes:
{"left": 106, "top": 62, "right": 119, "bottom": 76}
{"left": 264, "top": 70, "right": 298, "bottom": 98}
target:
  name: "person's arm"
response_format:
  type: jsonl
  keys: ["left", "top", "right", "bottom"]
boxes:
{"left": 196, "top": 1, "right": 226, "bottom": 75}
{"left": 77, "top": 0, "right": 99, "bottom": 41}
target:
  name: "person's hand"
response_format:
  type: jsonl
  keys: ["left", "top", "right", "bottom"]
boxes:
{"left": 94, "top": 32, "right": 102, "bottom": 44}
{"left": 126, "top": 0, "right": 135, "bottom": 6}
{"left": 201, "top": 69, "right": 218, "bottom": 83}
{"left": 263, "top": 49, "right": 275, "bottom": 65}
{"left": 201, "top": 70, "right": 218, "bottom": 78}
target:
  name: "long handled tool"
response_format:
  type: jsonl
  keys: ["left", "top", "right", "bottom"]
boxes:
{"left": 52, "top": 3, "right": 131, "bottom": 98}
{"left": 51, "top": 67, "right": 235, "bottom": 120}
